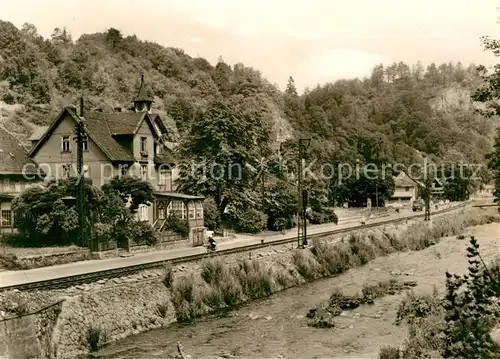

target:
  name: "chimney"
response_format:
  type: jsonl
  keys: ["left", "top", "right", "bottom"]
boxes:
{"left": 114, "top": 107, "right": 122, "bottom": 112}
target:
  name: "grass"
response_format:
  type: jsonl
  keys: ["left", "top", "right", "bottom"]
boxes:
{"left": 162, "top": 263, "right": 173, "bottom": 288}
{"left": 379, "top": 346, "right": 401, "bottom": 359}
{"left": 85, "top": 326, "right": 104, "bottom": 352}
{"left": 156, "top": 302, "right": 170, "bottom": 318}
{"left": 167, "top": 209, "right": 499, "bottom": 323}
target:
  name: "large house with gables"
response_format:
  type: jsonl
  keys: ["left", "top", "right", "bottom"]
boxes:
{"left": 0, "top": 127, "right": 43, "bottom": 233}
{"left": 28, "top": 76, "right": 206, "bottom": 245}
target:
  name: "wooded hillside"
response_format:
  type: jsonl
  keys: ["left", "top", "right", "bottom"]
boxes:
{"left": 0, "top": 21, "right": 496, "bottom": 167}
{"left": 1, "top": 20, "right": 497, "bottom": 231}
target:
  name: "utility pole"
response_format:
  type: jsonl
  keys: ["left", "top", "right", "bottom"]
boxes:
{"left": 297, "top": 138, "right": 311, "bottom": 248}
{"left": 261, "top": 171, "right": 265, "bottom": 212}
{"left": 423, "top": 158, "right": 431, "bottom": 221}
{"left": 75, "top": 97, "right": 86, "bottom": 247}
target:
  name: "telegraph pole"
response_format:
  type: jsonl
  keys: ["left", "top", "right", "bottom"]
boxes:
{"left": 75, "top": 97, "right": 86, "bottom": 247}
{"left": 423, "top": 158, "right": 431, "bottom": 221}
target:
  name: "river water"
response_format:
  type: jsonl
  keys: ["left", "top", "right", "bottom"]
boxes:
{"left": 93, "top": 264, "right": 409, "bottom": 359}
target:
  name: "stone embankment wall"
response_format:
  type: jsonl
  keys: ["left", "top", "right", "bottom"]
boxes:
{"left": 51, "top": 281, "right": 176, "bottom": 359}
{"left": 0, "top": 299, "right": 63, "bottom": 359}
{"left": 0, "top": 207, "right": 477, "bottom": 359}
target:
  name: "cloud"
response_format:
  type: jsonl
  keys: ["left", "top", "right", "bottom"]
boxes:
{"left": 295, "top": 48, "right": 390, "bottom": 89}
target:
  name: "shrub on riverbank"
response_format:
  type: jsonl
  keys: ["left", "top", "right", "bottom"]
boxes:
{"left": 379, "top": 237, "right": 500, "bottom": 358}
{"left": 307, "top": 280, "right": 417, "bottom": 328}
{"left": 169, "top": 209, "right": 500, "bottom": 322}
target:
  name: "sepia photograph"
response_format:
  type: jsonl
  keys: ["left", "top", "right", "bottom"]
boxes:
{"left": 0, "top": 0, "right": 500, "bottom": 358}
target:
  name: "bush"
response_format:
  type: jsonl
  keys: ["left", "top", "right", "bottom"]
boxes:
{"left": 347, "top": 234, "right": 376, "bottom": 265}
{"left": 93, "top": 222, "right": 113, "bottom": 243}
{"left": 308, "top": 208, "right": 338, "bottom": 225}
{"left": 273, "top": 217, "right": 288, "bottom": 231}
{"left": 130, "top": 220, "right": 157, "bottom": 246}
{"left": 322, "top": 207, "right": 338, "bottom": 224}
{"left": 395, "top": 289, "right": 442, "bottom": 326}
{"left": 379, "top": 346, "right": 400, "bottom": 359}
{"left": 310, "top": 239, "right": 351, "bottom": 275}
{"left": 229, "top": 207, "right": 267, "bottom": 234}
{"left": 236, "top": 259, "right": 272, "bottom": 299}
{"left": 164, "top": 213, "right": 189, "bottom": 238}
{"left": 307, "top": 211, "right": 328, "bottom": 224}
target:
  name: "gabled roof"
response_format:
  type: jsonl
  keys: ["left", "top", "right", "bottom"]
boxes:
{"left": 154, "top": 151, "right": 176, "bottom": 165}
{"left": 0, "top": 127, "right": 39, "bottom": 175}
{"left": 394, "top": 172, "right": 419, "bottom": 187}
{"left": 134, "top": 75, "right": 153, "bottom": 103}
{"left": 84, "top": 111, "right": 147, "bottom": 135}
{"left": 29, "top": 107, "right": 165, "bottom": 163}
{"left": 28, "top": 126, "right": 48, "bottom": 141}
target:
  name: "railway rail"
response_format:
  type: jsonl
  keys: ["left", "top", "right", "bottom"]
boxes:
{"left": 1, "top": 202, "right": 470, "bottom": 292}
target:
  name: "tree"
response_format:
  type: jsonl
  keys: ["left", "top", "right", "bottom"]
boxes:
{"left": 106, "top": 28, "right": 123, "bottom": 49}
{"left": 442, "top": 165, "right": 474, "bottom": 202}
{"left": 101, "top": 175, "right": 155, "bottom": 214}
{"left": 486, "top": 128, "right": 500, "bottom": 208}
{"left": 285, "top": 76, "right": 298, "bottom": 96}
{"left": 11, "top": 178, "right": 101, "bottom": 246}
{"left": 12, "top": 177, "right": 156, "bottom": 248}
{"left": 471, "top": 30, "right": 500, "bottom": 210}
{"left": 175, "top": 99, "right": 271, "bottom": 224}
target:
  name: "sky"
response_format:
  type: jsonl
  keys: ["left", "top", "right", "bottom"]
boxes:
{"left": 1, "top": 0, "right": 500, "bottom": 92}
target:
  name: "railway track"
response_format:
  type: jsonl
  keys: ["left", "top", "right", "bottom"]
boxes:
{"left": 1, "top": 202, "right": 470, "bottom": 292}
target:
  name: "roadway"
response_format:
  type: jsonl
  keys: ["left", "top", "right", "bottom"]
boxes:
{"left": 0, "top": 204, "right": 463, "bottom": 289}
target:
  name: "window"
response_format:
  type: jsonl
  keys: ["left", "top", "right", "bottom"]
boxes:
{"left": 3, "top": 179, "right": 10, "bottom": 192}
{"left": 138, "top": 204, "right": 148, "bottom": 221}
{"left": 188, "top": 203, "right": 195, "bottom": 219}
{"left": 62, "top": 164, "right": 71, "bottom": 178}
{"left": 140, "top": 137, "right": 147, "bottom": 153}
{"left": 171, "top": 200, "right": 185, "bottom": 219}
{"left": 14, "top": 182, "right": 22, "bottom": 193}
{"left": 140, "top": 164, "right": 148, "bottom": 181}
{"left": 159, "top": 169, "right": 171, "bottom": 190}
{"left": 0, "top": 210, "right": 12, "bottom": 227}
{"left": 158, "top": 208, "right": 165, "bottom": 220}
{"left": 405, "top": 187, "right": 410, "bottom": 192}
{"left": 82, "top": 137, "right": 88, "bottom": 151}
{"left": 196, "top": 203, "right": 203, "bottom": 219}
{"left": 120, "top": 165, "right": 128, "bottom": 177}
{"left": 61, "top": 136, "right": 71, "bottom": 152}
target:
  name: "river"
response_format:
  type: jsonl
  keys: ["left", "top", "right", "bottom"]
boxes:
{"left": 92, "top": 261, "right": 414, "bottom": 359}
